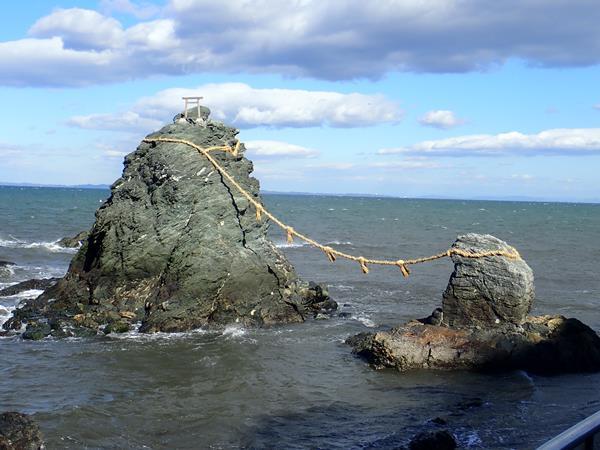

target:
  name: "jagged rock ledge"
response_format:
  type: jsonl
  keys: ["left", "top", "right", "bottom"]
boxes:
{"left": 348, "top": 234, "right": 600, "bottom": 375}
{"left": 3, "top": 108, "right": 336, "bottom": 339}
{"left": 0, "top": 412, "right": 44, "bottom": 450}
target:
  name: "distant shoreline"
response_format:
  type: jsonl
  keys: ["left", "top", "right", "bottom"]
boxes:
{"left": 1, "top": 183, "right": 598, "bottom": 205}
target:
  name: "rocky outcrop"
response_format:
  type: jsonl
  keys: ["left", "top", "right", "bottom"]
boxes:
{"left": 349, "top": 234, "right": 600, "bottom": 375}
{"left": 349, "top": 315, "right": 600, "bottom": 374}
{"left": 57, "top": 231, "right": 89, "bottom": 248}
{"left": 0, "top": 412, "right": 44, "bottom": 450}
{"left": 442, "top": 234, "right": 534, "bottom": 328}
{"left": 0, "top": 278, "right": 60, "bottom": 297}
{"left": 0, "top": 261, "right": 16, "bottom": 279}
{"left": 4, "top": 109, "right": 331, "bottom": 338}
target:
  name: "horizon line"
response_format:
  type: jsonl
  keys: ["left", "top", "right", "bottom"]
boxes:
{"left": 1, "top": 182, "right": 598, "bottom": 205}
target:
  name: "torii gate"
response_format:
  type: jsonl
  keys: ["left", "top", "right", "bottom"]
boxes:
{"left": 182, "top": 96, "right": 203, "bottom": 119}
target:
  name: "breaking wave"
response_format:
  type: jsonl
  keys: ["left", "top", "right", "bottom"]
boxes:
{"left": 0, "top": 237, "right": 78, "bottom": 253}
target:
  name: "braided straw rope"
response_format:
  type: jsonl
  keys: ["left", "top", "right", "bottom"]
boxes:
{"left": 142, "top": 137, "right": 521, "bottom": 277}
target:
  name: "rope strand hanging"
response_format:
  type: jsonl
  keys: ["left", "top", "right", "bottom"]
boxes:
{"left": 142, "top": 137, "right": 521, "bottom": 277}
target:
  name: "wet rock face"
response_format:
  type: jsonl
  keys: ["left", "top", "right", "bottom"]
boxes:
{"left": 0, "top": 278, "right": 59, "bottom": 297}
{"left": 0, "top": 412, "right": 44, "bottom": 450}
{"left": 57, "top": 231, "right": 89, "bottom": 248}
{"left": 442, "top": 233, "right": 534, "bottom": 328}
{"left": 349, "top": 315, "right": 600, "bottom": 375}
{"left": 6, "top": 111, "right": 309, "bottom": 335}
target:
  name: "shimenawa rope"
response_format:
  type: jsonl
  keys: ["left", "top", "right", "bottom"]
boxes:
{"left": 142, "top": 137, "right": 521, "bottom": 277}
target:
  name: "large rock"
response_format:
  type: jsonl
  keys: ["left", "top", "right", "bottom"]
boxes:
{"left": 349, "top": 315, "right": 600, "bottom": 375}
{"left": 348, "top": 234, "right": 600, "bottom": 375}
{"left": 4, "top": 109, "right": 320, "bottom": 336}
{"left": 442, "top": 233, "right": 534, "bottom": 328}
{"left": 0, "top": 412, "right": 44, "bottom": 450}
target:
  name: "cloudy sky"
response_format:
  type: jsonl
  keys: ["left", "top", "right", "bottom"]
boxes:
{"left": 1, "top": 0, "right": 599, "bottom": 201}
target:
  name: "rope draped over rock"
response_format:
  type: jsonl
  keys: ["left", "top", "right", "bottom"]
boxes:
{"left": 142, "top": 137, "right": 522, "bottom": 277}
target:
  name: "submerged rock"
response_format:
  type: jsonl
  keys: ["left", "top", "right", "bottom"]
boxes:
{"left": 0, "top": 412, "right": 44, "bottom": 450}
{"left": 349, "top": 234, "right": 600, "bottom": 375}
{"left": 5, "top": 109, "right": 326, "bottom": 336}
{"left": 408, "top": 430, "right": 456, "bottom": 450}
{"left": 0, "top": 278, "right": 59, "bottom": 297}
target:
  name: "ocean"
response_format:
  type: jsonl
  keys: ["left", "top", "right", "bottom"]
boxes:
{"left": 1, "top": 185, "right": 599, "bottom": 449}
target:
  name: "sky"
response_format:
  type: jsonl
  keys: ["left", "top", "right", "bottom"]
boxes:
{"left": 1, "top": 1, "right": 599, "bottom": 202}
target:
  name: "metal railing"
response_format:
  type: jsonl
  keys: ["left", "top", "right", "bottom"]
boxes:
{"left": 537, "top": 410, "right": 600, "bottom": 450}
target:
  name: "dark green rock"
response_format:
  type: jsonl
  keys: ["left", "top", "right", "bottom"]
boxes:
{"left": 57, "top": 231, "right": 89, "bottom": 248}
{"left": 104, "top": 321, "right": 130, "bottom": 334}
{"left": 22, "top": 323, "right": 51, "bottom": 341}
{"left": 442, "top": 233, "right": 535, "bottom": 328}
{"left": 6, "top": 111, "right": 309, "bottom": 335}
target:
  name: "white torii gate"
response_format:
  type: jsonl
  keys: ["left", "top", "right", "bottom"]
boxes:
{"left": 182, "top": 96, "right": 203, "bottom": 119}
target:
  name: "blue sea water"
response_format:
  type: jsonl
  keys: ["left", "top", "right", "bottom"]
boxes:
{"left": 0, "top": 185, "right": 599, "bottom": 449}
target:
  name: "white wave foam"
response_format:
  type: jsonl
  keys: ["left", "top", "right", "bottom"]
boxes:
{"left": 275, "top": 242, "right": 307, "bottom": 249}
{"left": 355, "top": 315, "right": 376, "bottom": 328}
{"left": 0, "top": 238, "right": 78, "bottom": 253}
{"left": 107, "top": 325, "right": 208, "bottom": 341}
{"left": 275, "top": 240, "right": 352, "bottom": 249}
{"left": 222, "top": 324, "right": 247, "bottom": 338}
{"left": 0, "top": 265, "right": 15, "bottom": 277}
{"left": 0, "top": 289, "right": 45, "bottom": 328}
{"left": 0, "top": 305, "right": 14, "bottom": 328}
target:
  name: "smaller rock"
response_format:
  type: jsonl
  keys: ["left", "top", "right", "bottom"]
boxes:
{"left": 57, "top": 231, "right": 88, "bottom": 248}
{"left": 430, "top": 417, "right": 448, "bottom": 426}
{"left": 442, "top": 233, "right": 534, "bottom": 328}
{"left": 315, "top": 313, "right": 329, "bottom": 320}
{"left": 0, "top": 278, "right": 59, "bottom": 297}
{"left": 0, "top": 412, "right": 44, "bottom": 450}
{"left": 22, "top": 322, "right": 52, "bottom": 341}
{"left": 119, "top": 311, "right": 137, "bottom": 320}
{"left": 417, "top": 308, "right": 443, "bottom": 326}
{"left": 0, "top": 261, "right": 16, "bottom": 268}
{"left": 408, "top": 430, "right": 456, "bottom": 450}
{"left": 104, "top": 321, "right": 130, "bottom": 334}
{"left": 173, "top": 106, "right": 211, "bottom": 125}
{"left": 299, "top": 282, "right": 338, "bottom": 317}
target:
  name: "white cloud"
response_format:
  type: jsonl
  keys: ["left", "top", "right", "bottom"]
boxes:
{"left": 306, "top": 160, "right": 443, "bottom": 171}
{"left": 29, "top": 8, "right": 124, "bottom": 50}
{"left": 67, "top": 112, "right": 162, "bottom": 132}
{"left": 2, "top": 2, "right": 600, "bottom": 86}
{"left": 305, "top": 162, "right": 357, "bottom": 171}
{"left": 378, "top": 128, "right": 600, "bottom": 157}
{"left": 368, "top": 160, "right": 444, "bottom": 170}
{"left": 244, "top": 141, "right": 319, "bottom": 159}
{"left": 68, "top": 83, "right": 400, "bottom": 130}
{"left": 511, "top": 174, "right": 534, "bottom": 181}
{"left": 0, "top": 143, "right": 22, "bottom": 157}
{"left": 99, "top": 0, "right": 160, "bottom": 19}
{"left": 104, "top": 149, "right": 128, "bottom": 158}
{"left": 419, "top": 110, "right": 465, "bottom": 129}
